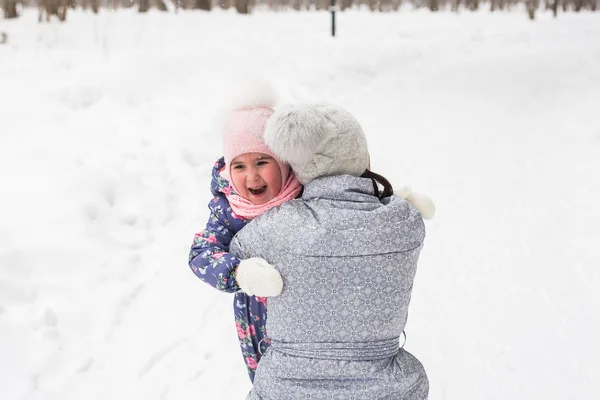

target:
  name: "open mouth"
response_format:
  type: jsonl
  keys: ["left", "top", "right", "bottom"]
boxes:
{"left": 248, "top": 185, "right": 267, "bottom": 196}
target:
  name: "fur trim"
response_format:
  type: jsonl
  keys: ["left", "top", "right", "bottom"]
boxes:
{"left": 264, "top": 104, "right": 328, "bottom": 168}
{"left": 265, "top": 103, "right": 369, "bottom": 185}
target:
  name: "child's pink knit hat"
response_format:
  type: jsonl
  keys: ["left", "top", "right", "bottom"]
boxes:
{"left": 222, "top": 106, "right": 290, "bottom": 191}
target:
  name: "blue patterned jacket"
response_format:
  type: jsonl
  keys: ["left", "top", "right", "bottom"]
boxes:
{"left": 188, "top": 157, "right": 269, "bottom": 382}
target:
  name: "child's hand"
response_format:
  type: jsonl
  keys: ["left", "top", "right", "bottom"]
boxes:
{"left": 236, "top": 258, "right": 283, "bottom": 297}
{"left": 395, "top": 186, "right": 436, "bottom": 220}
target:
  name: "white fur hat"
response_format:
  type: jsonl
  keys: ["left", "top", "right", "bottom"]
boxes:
{"left": 264, "top": 104, "right": 370, "bottom": 185}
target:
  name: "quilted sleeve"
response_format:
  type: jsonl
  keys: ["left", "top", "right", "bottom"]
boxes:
{"left": 188, "top": 196, "right": 242, "bottom": 293}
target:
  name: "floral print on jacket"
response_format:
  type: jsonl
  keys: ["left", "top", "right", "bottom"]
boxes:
{"left": 188, "top": 157, "right": 270, "bottom": 382}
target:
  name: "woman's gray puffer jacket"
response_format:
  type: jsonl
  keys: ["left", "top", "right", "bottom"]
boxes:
{"left": 230, "top": 175, "right": 429, "bottom": 400}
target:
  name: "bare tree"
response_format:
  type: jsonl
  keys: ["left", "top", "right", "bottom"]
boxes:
{"left": 235, "top": 0, "right": 250, "bottom": 12}
{"left": 367, "top": 0, "right": 380, "bottom": 10}
{"left": 38, "top": 0, "right": 69, "bottom": 22}
{"left": 493, "top": 0, "right": 512, "bottom": 9}
{"left": 465, "top": 0, "right": 479, "bottom": 9}
{"left": 339, "top": 0, "right": 352, "bottom": 9}
{"left": 314, "top": 0, "right": 328, "bottom": 9}
{"left": 526, "top": 0, "right": 538, "bottom": 18}
{"left": 3, "top": 0, "right": 19, "bottom": 18}
{"left": 139, "top": 0, "right": 168, "bottom": 11}
{"left": 188, "top": 0, "right": 211, "bottom": 9}
{"left": 378, "top": 0, "right": 395, "bottom": 10}
{"left": 571, "top": 0, "right": 596, "bottom": 9}
{"left": 77, "top": 0, "right": 99, "bottom": 11}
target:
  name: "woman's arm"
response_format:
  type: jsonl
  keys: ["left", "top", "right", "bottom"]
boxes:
{"left": 231, "top": 212, "right": 283, "bottom": 297}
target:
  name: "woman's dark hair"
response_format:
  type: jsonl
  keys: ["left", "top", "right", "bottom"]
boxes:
{"left": 361, "top": 170, "right": 394, "bottom": 200}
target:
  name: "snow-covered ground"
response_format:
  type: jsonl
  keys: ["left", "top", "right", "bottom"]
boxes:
{"left": 1, "top": 7, "right": 599, "bottom": 400}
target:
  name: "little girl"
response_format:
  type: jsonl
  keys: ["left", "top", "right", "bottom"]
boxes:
{"left": 188, "top": 101, "right": 303, "bottom": 382}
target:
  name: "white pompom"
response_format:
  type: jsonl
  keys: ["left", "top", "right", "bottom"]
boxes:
{"left": 394, "top": 187, "right": 436, "bottom": 220}
{"left": 221, "top": 75, "right": 278, "bottom": 111}
{"left": 406, "top": 192, "right": 436, "bottom": 220}
{"left": 211, "top": 76, "right": 279, "bottom": 135}
{"left": 395, "top": 185, "right": 412, "bottom": 199}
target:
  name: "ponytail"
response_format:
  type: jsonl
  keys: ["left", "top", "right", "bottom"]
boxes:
{"left": 361, "top": 170, "right": 394, "bottom": 200}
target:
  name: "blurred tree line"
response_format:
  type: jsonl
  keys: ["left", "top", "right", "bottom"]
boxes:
{"left": 1, "top": 0, "right": 598, "bottom": 21}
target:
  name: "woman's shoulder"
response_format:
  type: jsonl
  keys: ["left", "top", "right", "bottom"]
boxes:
{"left": 245, "top": 199, "right": 309, "bottom": 230}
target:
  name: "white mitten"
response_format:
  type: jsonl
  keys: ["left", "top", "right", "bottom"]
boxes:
{"left": 395, "top": 185, "right": 436, "bottom": 220}
{"left": 236, "top": 258, "right": 283, "bottom": 297}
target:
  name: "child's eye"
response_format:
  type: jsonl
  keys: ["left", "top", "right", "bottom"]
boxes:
{"left": 232, "top": 164, "right": 245, "bottom": 170}
{"left": 257, "top": 160, "right": 269, "bottom": 166}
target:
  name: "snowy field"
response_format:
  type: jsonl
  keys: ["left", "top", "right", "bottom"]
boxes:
{"left": 1, "top": 7, "right": 600, "bottom": 400}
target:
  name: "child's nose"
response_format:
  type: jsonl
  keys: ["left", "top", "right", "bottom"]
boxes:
{"left": 247, "top": 167, "right": 260, "bottom": 179}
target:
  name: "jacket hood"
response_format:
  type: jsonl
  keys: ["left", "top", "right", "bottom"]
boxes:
{"left": 210, "top": 157, "right": 232, "bottom": 197}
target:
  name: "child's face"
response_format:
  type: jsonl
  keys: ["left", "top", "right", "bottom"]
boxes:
{"left": 230, "top": 153, "right": 282, "bottom": 205}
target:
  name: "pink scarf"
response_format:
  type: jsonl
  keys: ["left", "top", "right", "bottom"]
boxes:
{"left": 220, "top": 168, "right": 303, "bottom": 220}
